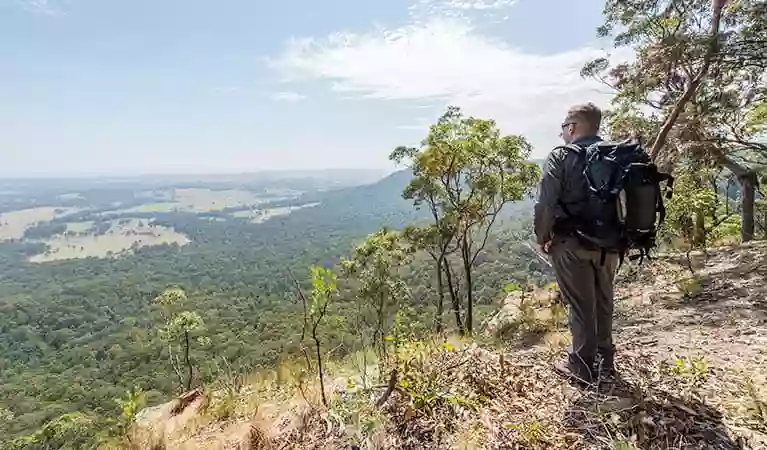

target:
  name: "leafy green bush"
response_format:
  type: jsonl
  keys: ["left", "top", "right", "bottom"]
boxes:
{"left": 10, "top": 413, "right": 99, "bottom": 450}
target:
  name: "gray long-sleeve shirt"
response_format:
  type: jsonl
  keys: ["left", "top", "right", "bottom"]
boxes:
{"left": 534, "top": 135, "right": 602, "bottom": 245}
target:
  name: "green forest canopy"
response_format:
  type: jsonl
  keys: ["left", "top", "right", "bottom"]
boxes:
{"left": 0, "top": 168, "right": 547, "bottom": 441}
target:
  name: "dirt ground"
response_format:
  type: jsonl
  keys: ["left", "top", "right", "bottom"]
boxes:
{"left": 133, "top": 242, "right": 767, "bottom": 450}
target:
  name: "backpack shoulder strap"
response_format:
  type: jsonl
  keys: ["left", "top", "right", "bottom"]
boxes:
{"left": 554, "top": 143, "right": 585, "bottom": 220}
{"left": 551, "top": 144, "right": 586, "bottom": 165}
{"left": 558, "top": 143, "right": 583, "bottom": 154}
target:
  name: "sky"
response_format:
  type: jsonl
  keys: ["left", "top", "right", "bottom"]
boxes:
{"left": 0, "top": 0, "right": 625, "bottom": 177}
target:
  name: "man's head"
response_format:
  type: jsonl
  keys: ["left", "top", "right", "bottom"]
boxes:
{"left": 560, "top": 103, "right": 602, "bottom": 144}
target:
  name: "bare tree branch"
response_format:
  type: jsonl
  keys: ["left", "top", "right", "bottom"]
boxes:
{"left": 650, "top": 0, "right": 728, "bottom": 161}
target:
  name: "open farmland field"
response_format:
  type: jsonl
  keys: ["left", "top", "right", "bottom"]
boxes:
{"left": 173, "top": 187, "right": 296, "bottom": 211}
{"left": 118, "top": 202, "right": 181, "bottom": 213}
{"left": 65, "top": 221, "right": 96, "bottom": 233}
{"left": 29, "top": 219, "right": 189, "bottom": 263}
{"left": 0, "top": 207, "right": 80, "bottom": 240}
{"left": 232, "top": 202, "right": 320, "bottom": 223}
{"left": 114, "top": 188, "right": 301, "bottom": 214}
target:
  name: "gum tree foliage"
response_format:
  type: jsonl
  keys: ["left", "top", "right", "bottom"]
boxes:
{"left": 391, "top": 106, "right": 540, "bottom": 335}
{"left": 308, "top": 265, "right": 338, "bottom": 407}
{"left": 154, "top": 288, "right": 209, "bottom": 392}
{"left": 660, "top": 163, "right": 740, "bottom": 254}
{"left": 340, "top": 229, "right": 414, "bottom": 379}
{"left": 4, "top": 389, "right": 147, "bottom": 449}
{"left": 584, "top": 0, "right": 767, "bottom": 241}
{"left": 109, "top": 387, "right": 146, "bottom": 444}
{"left": 9, "top": 413, "right": 99, "bottom": 450}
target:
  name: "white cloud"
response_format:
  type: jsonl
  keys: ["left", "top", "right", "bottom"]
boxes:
{"left": 271, "top": 91, "right": 307, "bottom": 102}
{"left": 16, "top": 0, "right": 60, "bottom": 14}
{"left": 269, "top": 2, "right": 631, "bottom": 157}
{"left": 445, "top": 0, "right": 519, "bottom": 10}
{"left": 408, "top": 0, "right": 519, "bottom": 21}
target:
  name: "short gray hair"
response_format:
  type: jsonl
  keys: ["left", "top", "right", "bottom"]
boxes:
{"left": 565, "top": 103, "right": 602, "bottom": 134}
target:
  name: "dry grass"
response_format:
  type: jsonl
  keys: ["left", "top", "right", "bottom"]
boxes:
{"left": 131, "top": 242, "right": 767, "bottom": 449}
{"left": 29, "top": 219, "right": 189, "bottom": 262}
{"left": 252, "top": 345, "right": 764, "bottom": 449}
{"left": 119, "top": 203, "right": 183, "bottom": 214}
{"left": 113, "top": 188, "right": 301, "bottom": 215}
{"left": 231, "top": 203, "right": 320, "bottom": 223}
{"left": 66, "top": 221, "right": 96, "bottom": 233}
{"left": 0, "top": 206, "right": 79, "bottom": 240}
{"left": 133, "top": 340, "right": 767, "bottom": 449}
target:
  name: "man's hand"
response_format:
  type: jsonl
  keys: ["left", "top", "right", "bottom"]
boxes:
{"left": 540, "top": 240, "right": 552, "bottom": 254}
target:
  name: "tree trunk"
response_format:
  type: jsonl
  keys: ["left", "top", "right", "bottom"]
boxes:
{"left": 168, "top": 344, "right": 183, "bottom": 391}
{"left": 740, "top": 171, "right": 757, "bottom": 242}
{"left": 375, "top": 369, "right": 398, "bottom": 407}
{"left": 714, "top": 150, "right": 757, "bottom": 243}
{"left": 376, "top": 292, "right": 386, "bottom": 360}
{"left": 649, "top": 0, "right": 727, "bottom": 161}
{"left": 461, "top": 236, "right": 474, "bottom": 336}
{"left": 314, "top": 333, "right": 327, "bottom": 406}
{"left": 183, "top": 330, "right": 192, "bottom": 391}
{"left": 763, "top": 209, "right": 767, "bottom": 240}
{"left": 761, "top": 205, "right": 767, "bottom": 240}
{"left": 693, "top": 211, "right": 707, "bottom": 247}
{"left": 442, "top": 259, "right": 464, "bottom": 335}
{"left": 434, "top": 255, "right": 445, "bottom": 333}
{"left": 464, "top": 265, "right": 473, "bottom": 335}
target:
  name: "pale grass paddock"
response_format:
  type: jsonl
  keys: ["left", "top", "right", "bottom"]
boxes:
{"left": 29, "top": 219, "right": 190, "bottom": 263}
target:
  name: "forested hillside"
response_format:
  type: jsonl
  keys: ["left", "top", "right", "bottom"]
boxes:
{"left": 2, "top": 0, "right": 766, "bottom": 448}
{"left": 0, "top": 165, "right": 545, "bottom": 442}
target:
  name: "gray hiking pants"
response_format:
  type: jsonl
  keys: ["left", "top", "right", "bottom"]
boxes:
{"left": 549, "top": 237, "right": 619, "bottom": 372}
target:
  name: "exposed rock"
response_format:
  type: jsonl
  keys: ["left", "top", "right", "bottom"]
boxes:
{"left": 132, "top": 389, "right": 207, "bottom": 448}
{"left": 484, "top": 289, "right": 561, "bottom": 337}
{"left": 174, "top": 422, "right": 265, "bottom": 450}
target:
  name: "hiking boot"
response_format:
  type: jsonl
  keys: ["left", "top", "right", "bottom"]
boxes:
{"left": 553, "top": 358, "right": 593, "bottom": 385}
{"left": 598, "top": 362, "right": 616, "bottom": 378}
{"left": 597, "top": 350, "right": 616, "bottom": 378}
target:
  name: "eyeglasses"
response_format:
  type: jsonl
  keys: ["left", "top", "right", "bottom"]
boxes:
{"left": 561, "top": 122, "right": 575, "bottom": 129}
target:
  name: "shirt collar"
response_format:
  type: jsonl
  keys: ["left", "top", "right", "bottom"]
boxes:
{"left": 572, "top": 135, "right": 603, "bottom": 146}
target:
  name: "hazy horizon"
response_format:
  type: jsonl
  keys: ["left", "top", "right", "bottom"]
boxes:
{"left": 2, "top": 0, "right": 617, "bottom": 177}
{"left": 0, "top": 166, "right": 393, "bottom": 181}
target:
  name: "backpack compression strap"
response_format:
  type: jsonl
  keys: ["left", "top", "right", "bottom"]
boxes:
{"left": 655, "top": 171, "right": 675, "bottom": 230}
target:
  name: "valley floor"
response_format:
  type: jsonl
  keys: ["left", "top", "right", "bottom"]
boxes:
{"left": 133, "top": 242, "right": 767, "bottom": 450}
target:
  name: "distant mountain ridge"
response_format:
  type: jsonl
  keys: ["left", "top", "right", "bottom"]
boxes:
{"left": 301, "top": 166, "right": 535, "bottom": 228}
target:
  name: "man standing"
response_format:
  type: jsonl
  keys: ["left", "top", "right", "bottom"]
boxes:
{"left": 534, "top": 103, "right": 619, "bottom": 383}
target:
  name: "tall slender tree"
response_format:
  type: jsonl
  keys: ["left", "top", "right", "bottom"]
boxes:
{"left": 392, "top": 106, "right": 539, "bottom": 335}
{"left": 308, "top": 266, "right": 337, "bottom": 407}
{"left": 154, "top": 288, "right": 207, "bottom": 392}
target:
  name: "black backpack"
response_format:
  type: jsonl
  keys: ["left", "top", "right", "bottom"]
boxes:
{"left": 562, "top": 139, "right": 674, "bottom": 263}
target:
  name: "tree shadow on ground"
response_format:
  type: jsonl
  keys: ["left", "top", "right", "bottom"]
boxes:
{"left": 563, "top": 374, "right": 748, "bottom": 450}
{"left": 653, "top": 245, "right": 767, "bottom": 329}
{"left": 509, "top": 328, "right": 549, "bottom": 350}
{"left": 493, "top": 318, "right": 563, "bottom": 351}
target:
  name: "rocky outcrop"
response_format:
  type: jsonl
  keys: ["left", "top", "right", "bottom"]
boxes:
{"left": 484, "top": 288, "right": 562, "bottom": 337}
{"left": 132, "top": 389, "right": 208, "bottom": 448}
